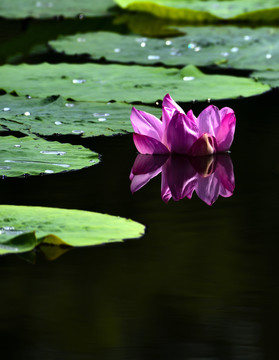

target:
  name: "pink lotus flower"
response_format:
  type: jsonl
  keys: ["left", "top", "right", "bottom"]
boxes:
{"left": 130, "top": 154, "right": 235, "bottom": 206}
{"left": 131, "top": 94, "right": 236, "bottom": 156}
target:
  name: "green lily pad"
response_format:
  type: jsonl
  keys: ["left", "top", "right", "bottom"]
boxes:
{"left": 49, "top": 27, "right": 279, "bottom": 72}
{"left": 0, "top": 135, "right": 99, "bottom": 177}
{"left": 0, "top": 63, "right": 270, "bottom": 103}
{"left": 0, "top": 205, "right": 145, "bottom": 255}
{"left": 0, "top": 0, "right": 115, "bottom": 19}
{"left": 114, "top": 0, "right": 279, "bottom": 23}
{"left": 251, "top": 70, "right": 279, "bottom": 88}
{"left": 0, "top": 94, "right": 161, "bottom": 137}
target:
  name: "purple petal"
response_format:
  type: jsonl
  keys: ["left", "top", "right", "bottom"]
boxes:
{"left": 166, "top": 156, "right": 197, "bottom": 201}
{"left": 162, "top": 93, "right": 185, "bottom": 114}
{"left": 197, "top": 105, "right": 221, "bottom": 137}
{"left": 131, "top": 107, "right": 163, "bottom": 142}
{"left": 189, "top": 134, "right": 217, "bottom": 157}
{"left": 130, "top": 154, "right": 168, "bottom": 176}
{"left": 166, "top": 111, "right": 199, "bottom": 154}
{"left": 186, "top": 109, "right": 197, "bottom": 123}
{"left": 215, "top": 112, "right": 236, "bottom": 152}
{"left": 133, "top": 133, "right": 169, "bottom": 155}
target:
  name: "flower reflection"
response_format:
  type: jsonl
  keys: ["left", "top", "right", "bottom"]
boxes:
{"left": 130, "top": 154, "right": 235, "bottom": 205}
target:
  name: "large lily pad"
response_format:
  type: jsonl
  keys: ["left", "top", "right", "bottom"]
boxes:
{"left": 0, "top": 205, "right": 145, "bottom": 255}
{"left": 0, "top": 0, "right": 115, "bottom": 19}
{"left": 0, "top": 135, "right": 99, "bottom": 177}
{"left": 252, "top": 70, "right": 279, "bottom": 88}
{"left": 49, "top": 27, "right": 279, "bottom": 72}
{"left": 114, "top": 0, "right": 279, "bottom": 22}
{"left": 0, "top": 63, "right": 269, "bottom": 103}
{"left": 0, "top": 94, "right": 161, "bottom": 137}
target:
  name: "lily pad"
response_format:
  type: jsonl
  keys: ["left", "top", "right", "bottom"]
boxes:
{"left": 0, "top": 0, "right": 115, "bottom": 19}
{"left": 0, "top": 63, "right": 269, "bottom": 103}
{"left": 49, "top": 27, "right": 279, "bottom": 72}
{"left": 0, "top": 135, "right": 99, "bottom": 177}
{"left": 114, "top": 0, "right": 279, "bottom": 23}
{"left": 0, "top": 205, "right": 145, "bottom": 255}
{"left": 0, "top": 94, "right": 161, "bottom": 137}
{"left": 251, "top": 70, "right": 279, "bottom": 88}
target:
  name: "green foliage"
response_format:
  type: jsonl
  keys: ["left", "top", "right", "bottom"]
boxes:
{"left": 49, "top": 27, "right": 279, "bottom": 71}
{"left": 0, "top": 205, "right": 145, "bottom": 255}
{"left": 251, "top": 70, "right": 279, "bottom": 88}
{"left": 114, "top": 0, "right": 279, "bottom": 23}
{"left": 0, "top": 135, "right": 99, "bottom": 177}
{"left": 0, "top": 63, "right": 269, "bottom": 103}
{"left": 0, "top": 0, "right": 115, "bottom": 19}
{"left": 0, "top": 94, "right": 162, "bottom": 137}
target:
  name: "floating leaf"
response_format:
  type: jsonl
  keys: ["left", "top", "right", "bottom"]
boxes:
{"left": 0, "top": 205, "right": 145, "bottom": 255}
{"left": 251, "top": 70, "right": 279, "bottom": 88}
{"left": 0, "top": 0, "right": 115, "bottom": 19}
{"left": 114, "top": 0, "right": 279, "bottom": 23}
{"left": 0, "top": 94, "right": 161, "bottom": 137}
{"left": 0, "top": 135, "right": 99, "bottom": 177}
{"left": 49, "top": 27, "right": 279, "bottom": 72}
{"left": 0, "top": 63, "right": 269, "bottom": 103}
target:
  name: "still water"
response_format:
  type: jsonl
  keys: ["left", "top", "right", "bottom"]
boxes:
{"left": 0, "top": 90, "right": 279, "bottom": 359}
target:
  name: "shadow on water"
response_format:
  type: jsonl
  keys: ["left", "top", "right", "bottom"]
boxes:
{"left": 0, "top": 88, "right": 279, "bottom": 359}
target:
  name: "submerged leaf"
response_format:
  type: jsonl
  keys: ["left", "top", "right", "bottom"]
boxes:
{"left": 0, "top": 205, "right": 145, "bottom": 255}
{"left": 0, "top": 63, "right": 269, "bottom": 103}
{"left": 0, "top": 135, "right": 99, "bottom": 177}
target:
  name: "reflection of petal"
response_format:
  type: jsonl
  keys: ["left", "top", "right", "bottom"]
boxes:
{"left": 215, "top": 154, "right": 235, "bottom": 197}
{"left": 196, "top": 174, "right": 221, "bottom": 206}
{"left": 130, "top": 154, "right": 168, "bottom": 193}
{"left": 166, "top": 156, "right": 197, "bottom": 201}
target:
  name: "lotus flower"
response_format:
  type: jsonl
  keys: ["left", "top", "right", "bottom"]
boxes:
{"left": 130, "top": 154, "right": 235, "bottom": 206}
{"left": 131, "top": 94, "right": 236, "bottom": 156}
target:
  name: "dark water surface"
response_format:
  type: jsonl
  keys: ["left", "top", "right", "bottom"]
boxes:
{"left": 0, "top": 89, "right": 279, "bottom": 359}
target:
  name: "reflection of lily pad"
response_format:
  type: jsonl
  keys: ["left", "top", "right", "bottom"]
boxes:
{"left": 0, "top": 94, "right": 161, "bottom": 137}
{"left": 0, "top": 135, "right": 99, "bottom": 177}
{"left": 49, "top": 28, "right": 279, "bottom": 72}
{"left": 0, "top": 63, "right": 269, "bottom": 102}
{"left": 0, "top": 205, "right": 145, "bottom": 255}
{"left": 0, "top": 0, "right": 115, "bottom": 19}
{"left": 114, "top": 0, "right": 279, "bottom": 22}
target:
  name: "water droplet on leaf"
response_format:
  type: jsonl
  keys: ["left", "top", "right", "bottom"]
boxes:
{"left": 148, "top": 55, "right": 160, "bottom": 60}
{"left": 40, "top": 151, "right": 66, "bottom": 155}
{"left": 45, "top": 170, "right": 54, "bottom": 174}
{"left": 72, "top": 79, "right": 86, "bottom": 84}
{"left": 231, "top": 47, "right": 239, "bottom": 53}
{"left": 72, "top": 130, "right": 84, "bottom": 135}
{"left": 183, "top": 76, "right": 195, "bottom": 81}
{"left": 55, "top": 121, "right": 62, "bottom": 125}
{"left": 65, "top": 103, "right": 74, "bottom": 107}
{"left": 114, "top": 48, "right": 121, "bottom": 53}
{"left": 266, "top": 53, "right": 272, "bottom": 59}
{"left": 24, "top": 111, "right": 31, "bottom": 116}
{"left": 3, "top": 107, "right": 10, "bottom": 111}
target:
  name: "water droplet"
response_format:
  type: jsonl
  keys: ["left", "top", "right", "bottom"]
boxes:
{"left": 0, "top": 166, "right": 11, "bottom": 170}
{"left": 65, "top": 103, "right": 74, "bottom": 107}
{"left": 140, "top": 42, "right": 146, "bottom": 48}
{"left": 24, "top": 111, "right": 31, "bottom": 116}
{"left": 183, "top": 76, "right": 195, "bottom": 81}
{"left": 2, "top": 226, "right": 14, "bottom": 231}
{"left": 188, "top": 43, "right": 196, "bottom": 49}
{"left": 230, "top": 47, "right": 239, "bottom": 53}
{"left": 47, "top": 2, "right": 53, "bottom": 7}
{"left": 36, "top": 1, "right": 42, "bottom": 7}
{"left": 266, "top": 53, "right": 272, "bottom": 59}
{"left": 72, "top": 79, "right": 86, "bottom": 84}
{"left": 72, "top": 130, "right": 84, "bottom": 135}
{"left": 155, "top": 101, "right": 159, "bottom": 106}
{"left": 98, "top": 118, "right": 106, "bottom": 122}
{"left": 26, "top": 95, "right": 32, "bottom": 99}
{"left": 93, "top": 112, "right": 110, "bottom": 117}
{"left": 114, "top": 48, "right": 121, "bottom": 53}
{"left": 194, "top": 47, "right": 201, "bottom": 52}
{"left": 165, "top": 40, "right": 172, "bottom": 46}
{"left": 3, "top": 107, "right": 10, "bottom": 111}
{"left": 244, "top": 35, "right": 251, "bottom": 41}
{"left": 207, "top": 98, "right": 211, "bottom": 103}
{"left": 55, "top": 121, "right": 62, "bottom": 125}
{"left": 148, "top": 55, "right": 160, "bottom": 60}
{"left": 45, "top": 170, "right": 54, "bottom": 174}
{"left": 14, "top": 144, "right": 21, "bottom": 148}
{"left": 78, "top": 13, "right": 84, "bottom": 19}
{"left": 40, "top": 151, "right": 66, "bottom": 155}
{"left": 89, "top": 160, "right": 96, "bottom": 163}
{"left": 221, "top": 52, "right": 229, "bottom": 57}
{"left": 77, "top": 37, "right": 86, "bottom": 43}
